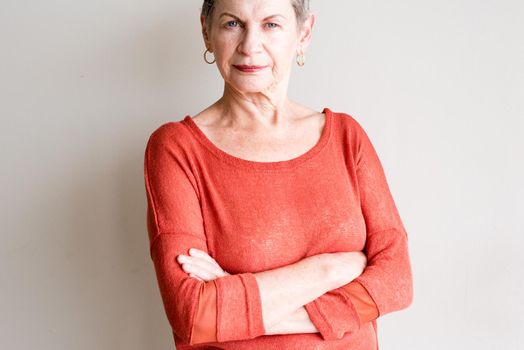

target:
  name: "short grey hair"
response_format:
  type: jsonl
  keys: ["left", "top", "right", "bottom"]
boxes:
{"left": 201, "top": 0, "right": 310, "bottom": 31}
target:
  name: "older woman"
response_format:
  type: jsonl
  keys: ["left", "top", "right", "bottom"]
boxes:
{"left": 143, "top": 0, "right": 413, "bottom": 349}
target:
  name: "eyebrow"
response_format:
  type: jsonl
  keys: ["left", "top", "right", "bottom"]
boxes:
{"left": 219, "top": 12, "right": 287, "bottom": 21}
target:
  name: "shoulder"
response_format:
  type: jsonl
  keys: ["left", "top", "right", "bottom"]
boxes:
{"left": 143, "top": 118, "right": 202, "bottom": 172}
{"left": 145, "top": 118, "right": 193, "bottom": 152}
{"left": 328, "top": 109, "right": 380, "bottom": 167}
{"left": 143, "top": 118, "right": 203, "bottom": 182}
{"left": 328, "top": 108, "right": 369, "bottom": 140}
{"left": 147, "top": 119, "right": 186, "bottom": 142}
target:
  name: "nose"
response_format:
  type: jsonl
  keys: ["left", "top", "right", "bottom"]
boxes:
{"left": 238, "top": 26, "right": 263, "bottom": 56}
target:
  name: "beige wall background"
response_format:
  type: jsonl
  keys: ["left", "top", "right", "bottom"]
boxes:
{"left": 1, "top": 1, "right": 523, "bottom": 349}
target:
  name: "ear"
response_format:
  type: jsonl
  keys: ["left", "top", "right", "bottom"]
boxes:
{"left": 297, "top": 13, "right": 315, "bottom": 53}
{"left": 200, "top": 15, "right": 212, "bottom": 51}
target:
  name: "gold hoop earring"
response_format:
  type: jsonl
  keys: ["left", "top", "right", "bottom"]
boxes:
{"left": 203, "top": 49, "right": 216, "bottom": 64}
{"left": 296, "top": 53, "right": 305, "bottom": 67}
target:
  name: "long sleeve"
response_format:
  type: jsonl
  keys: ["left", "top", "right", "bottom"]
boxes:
{"left": 190, "top": 279, "right": 378, "bottom": 344}
{"left": 144, "top": 124, "right": 266, "bottom": 345}
{"left": 340, "top": 281, "right": 379, "bottom": 324}
{"left": 303, "top": 117, "right": 413, "bottom": 340}
{"left": 192, "top": 280, "right": 218, "bottom": 344}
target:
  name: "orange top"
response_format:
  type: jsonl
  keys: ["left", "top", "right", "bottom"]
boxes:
{"left": 144, "top": 107, "right": 413, "bottom": 349}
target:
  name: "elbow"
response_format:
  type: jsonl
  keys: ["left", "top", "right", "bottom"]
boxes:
{"left": 188, "top": 320, "right": 217, "bottom": 347}
{"left": 167, "top": 318, "right": 194, "bottom": 347}
{"left": 383, "top": 264, "right": 413, "bottom": 314}
{"left": 173, "top": 330, "right": 211, "bottom": 348}
{"left": 168, "top": 308, "right": 209, "bottom": 347}
{"left": 378, "top": 274, "right": 413, "bottom": 316}
{"left": 399, "top": 287, "right": 413, "bottom": 312}
{"left": 398, "top": 270, "right": 414, "bottom": 311}
{"left": 161, "top": 283, "right": 209, "bottom": 347}
{"left": 405, "top": 276, "right": 414, "bottom": 309}
{"left": 188, "top": 332, "right": 207, "bottom": 347}
{"left": 395, "top": 245, "right": 414, "bottom": 311}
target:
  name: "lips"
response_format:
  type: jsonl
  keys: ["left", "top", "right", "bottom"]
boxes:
{"left": 233, "top": 65, "right": 268, "bottom": 72}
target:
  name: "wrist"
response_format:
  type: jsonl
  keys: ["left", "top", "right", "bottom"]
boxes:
{"left": 301, "top": 253, "right": 341, "bottom": 291}
{"left": 323, "top": 254, "right": 361, "bottom": 290}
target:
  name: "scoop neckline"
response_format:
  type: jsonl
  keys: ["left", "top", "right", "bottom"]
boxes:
{"left": 181, "top": 107, "right": 333, "bottom": 170}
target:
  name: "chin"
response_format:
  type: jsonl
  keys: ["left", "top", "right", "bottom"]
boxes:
{"left": 228, "top": 77, "right": 275, "bottom": 94}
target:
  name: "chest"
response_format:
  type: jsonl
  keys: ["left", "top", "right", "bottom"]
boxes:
{"left": 199, "top": 160, "right": 367, "bottom": 274}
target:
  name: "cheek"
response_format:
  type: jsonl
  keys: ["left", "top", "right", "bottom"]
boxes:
{"left": 267, "top": 38, "right": 297, "bottom": 61}
{"left": 270, "top": 47, "right": 296, "bottom": 72}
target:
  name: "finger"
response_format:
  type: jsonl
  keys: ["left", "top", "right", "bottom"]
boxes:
{"left": 189, "top": 273, "right": 204, "bottom": 281}
{"left": 188, "top": 248, "right": 217, "bottom": 264}
{"left": 193, "top": 259, "right": 228, "bottom": 278}
{"left": 187, "top": 264, "right": 229, "bottom": 281}
{"left": 190, "top": 262, "right": 229, "bottom": 279}
{"left": 187, "top": 264, "right": 214, "bottom": 281}
{"left": 181, "top": 263, "right": 218, "bottom": 281}
{"left": 181, "top": 254, "right": 227, "bottom": 278}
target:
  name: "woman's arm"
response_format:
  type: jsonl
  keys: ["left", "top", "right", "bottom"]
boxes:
{"left": 182, "top": 248, "right": 368, "bottom": 344}
{"left": 300, "top": 116, "right": 414, "bottom": 340}
{"left": 253, "top": 251, "right": 365, "bottom": 331}
{"left": 265, "top": 306, "right": 317, "bottom": 335}
{"left": 145, "top": 125, "right": 269, "bottom": 345}
{"left": 265, "top": 280, "right": 379, "bottom": 335}
{"left": 187, "top": 265, "right": 326, "bottom": 344}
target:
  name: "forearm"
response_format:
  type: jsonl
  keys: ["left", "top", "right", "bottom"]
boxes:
{"left": 263, "top": 281, "right": 379, "bottom": 337}
{"left": 264, "top": 306, "right": 319, "bottom": 335}
{"left": 253, "top": 254, "right": 339, "bottom": 331}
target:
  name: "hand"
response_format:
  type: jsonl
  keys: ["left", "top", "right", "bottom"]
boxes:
{"left": 176, "top": 248, "right": 231, "bottom": 282}
{"left": 322, "top": 251, "right": 368, "bottom": 288}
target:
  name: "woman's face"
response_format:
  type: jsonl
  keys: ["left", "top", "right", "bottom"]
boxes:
{"left": 201, "top": 0, "right": 313, "bottom": 94}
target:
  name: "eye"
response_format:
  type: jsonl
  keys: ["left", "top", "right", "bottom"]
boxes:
{"left": 225, "top": 20, "right": 241, "bottom": 28}
{"left": 265, "top": 22, "right": 279, "bottom": 29}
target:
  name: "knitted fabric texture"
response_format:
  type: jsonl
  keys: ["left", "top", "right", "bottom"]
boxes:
{"left": 143, "top": 107, "right": 413, "bottom": 349}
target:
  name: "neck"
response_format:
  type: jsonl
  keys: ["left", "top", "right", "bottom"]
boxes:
{"left": 214, "top": 77, "right": 298, "bottom": 132}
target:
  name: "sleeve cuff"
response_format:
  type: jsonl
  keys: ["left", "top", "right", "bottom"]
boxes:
{"left": 340, "top": 281, "right": 380, "bottom": 324}
{"left": 214, "top": 272, "right": 266, "bottom": 342}
{"left": 304, "top": 289, "right": 361, "bottom": 340}
{"left": 190, "top": 281, "right": 218, "bottom": 345}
